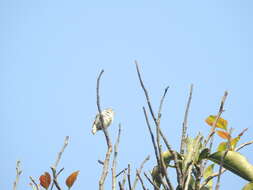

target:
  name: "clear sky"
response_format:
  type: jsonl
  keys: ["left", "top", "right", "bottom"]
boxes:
{"left": 1, "top": 0, "right": 253, "bottom": 190}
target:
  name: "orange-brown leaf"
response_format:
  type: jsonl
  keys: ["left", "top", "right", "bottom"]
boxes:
{"left": 39, "top": 172, "right": 51, "bottom": 189}
{"left": 205, "top": 115, "right": 228, "bottom": 130}
{"left": 216, "top": 130, "right": 230, "bottom": 140}
{"left": 66, "top": 170, "right": 79, "bottom": 189}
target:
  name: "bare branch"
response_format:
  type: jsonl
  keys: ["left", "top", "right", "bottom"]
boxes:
{"left": 119, "top": 182, "right": 125, "bottom": 190}
{"left": 13, "top": 160, "right": 22, "bottom": 190}
{"left": 132, "top": 155, "right": 150, "bottom": 190}
{"left": 200, "top": 168, "right": 226, "bottom": 189}
{"left": 235, "top": 140, "right": 253, "bottom": 151}
{"left": 53, "top": 136, "right": 69, "bottom": 169}
{"left": 29, "top": 176, "right": 40, "bottom": 190}
{"left": 50, "top": 136, "right": 69, "bottom": 190}
{"left": 198, "top": 91, "right": 228, "bottom": 189}
{"left": 98, "top": 160, "right": 104, "bottom": 165}
{"left": 143, "top": 172, "right": 160, "bottom": 190}
{"left": 204, "top": 91, "right": 228, "bottom": 147}
{"left": 137, "top": 61, "right": 175, "bottom": 189}
{"left": 127, "top": 164, "right": 132, "bottom": 190}
{"left": 135, "top": 61, "right": 157, "bottom": 123}
{"left": 142, "top": 107, "right": 161, "bottom": 171}
{"left": 56, "top": 168, "right": 64, "bottom": 176}
{"left": 116, "top": 168, "right": 128, "bottom": 178}
{"left": 157, "top": 86, "right": 169, "bottom": 122}
{"left": 50, "top": 167, "right": 62, "bottom": 190}
{"left": 180, "top": 84, "right": 193, "bottom": 154}
{"left": 112, "top": 125, "right": 122, "bottom": 190}
{"left": 96, "top": 70, "right": 113, "bottom": 190}
{"left": 136, "top": 171, "right": 147, "bottom": 190}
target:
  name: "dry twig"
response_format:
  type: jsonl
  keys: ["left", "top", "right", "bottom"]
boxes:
{"left": 53, "top": 136, "right": 69, "bottom": 169}
{"left": 127, "top": 164, "right": 132, "bottom": 190}
{"left": 96, "top": 70, "right": 113, "bottom": 190}
{"left": 180, "top": 84, "right": 193, "bottom": 154}
{"left": 13, "top": 161, "right": 22, "bottom": 190}
{"left": 136, "top": 60, "right": 174, "bottom": 189}
{"left": 29, "top": 176, "right": 40, "bottom": 190}
{"left": 143, "top": 172, "right": 160, "bottom": 190}
{"left": 136, "top": 171, "right": 147, "bottom": 190}
{"left": 50, "top": 136, "right": 69, "bottom": 190}
{"left": 112, "top": 125, "right": 122, "bottom": 190}
{"left": 132, "top": 155, "right": 150, "bottom": 190}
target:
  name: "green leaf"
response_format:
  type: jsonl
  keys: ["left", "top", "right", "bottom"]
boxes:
{"left": 183, "top": 135, "right": 203, "bottom": 172}
{"left": 217, "top": 142, "right": 228, "bottom": 152}
{"left": 242, "top": 182, "right": 253, "bottom": 190}
{"left": 203, "top": 164, "right": 214, "bottom": 188}
{"left": 231, "top": 136, "right": 240, "bottom": 150}
{"left": 208, "top": 151, "right": 253, "bottom": 182}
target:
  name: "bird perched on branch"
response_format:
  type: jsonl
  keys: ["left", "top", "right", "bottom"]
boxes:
{"left": 92, "top": 108, "right": 115, "bottom": 134}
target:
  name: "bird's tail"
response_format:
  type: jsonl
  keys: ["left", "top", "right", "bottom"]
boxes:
{"left": 92, "top": 124, "right": 97, "bottom": 135}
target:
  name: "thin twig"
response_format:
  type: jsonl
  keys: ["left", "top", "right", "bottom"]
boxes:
{"left": 157, "top": 86, "right": 170, "bottom": 122}
{"left": 119, "top": 182, "right": 125, "bottom": 190}
{"left": 96, "top": 70, "right": 112, "bottom": 148}
{"left": 135, "top": 61, "right": 157, "bottom": 123}
{"left": 50, "top": 136, "right": 69, "bottom": 190}
{"left": 53, "top": 136, "right": 69, "bottom": 169}
{"left": 50, "top": 167, "right": 62, "bottom": 190}
{"left": 128, "top": 164, "right": 132, "bottom": 190}
{"left": 215, "top": 128, "right": 232, "bottom": 190}
{"left": 204, "top": 91, "right": 228, "bottom": 147}
{"left": 156, "top": 86, "right": 173, "bottom": 190}
{"left": 200, "top": 168, "right": 226, "bottom": 189}
{"left": 13, "top": 160, "right": 22, "bottom": 190}
{"left": 235, "top": 140, "right": 253, "bottom": 151}
{"left": 132, "top": 155, "right": 150, "bottom": 190}
{"left": 112, "top": 125, "right": 122, "bottom": 190}
{"left": 136, "top": 171, "right": 147, "bottom": 190}
{"left": 29, "top": 176, "right": 40, "bottom": 190}
{"left": 122, "top": 169, "right": 127, "bottom": 187}
{"left": 180, "top": 84, "right": 193, "bottom": 154}
{"left": 56, "top": 168, "right": 64, "bottom": 176}
{"left": 116, "top": 168, "right": 128, "bottom": 178}
{"left": 137, "top": 61, "right": 175, "bottom": 189}
{"left": 198, "top": 91, "right": 228, "bottom": 189}
{"left": 144, "top": 172, "right": 160, "bottom": 190}
{"left": 142, "top": 107, "right": 161, "bottom": 172}
{"left": 96, "top": 70, "right": 113, "bottom": 190}
{"left": 98, "top": 160, "right": 104, "bottom": 165}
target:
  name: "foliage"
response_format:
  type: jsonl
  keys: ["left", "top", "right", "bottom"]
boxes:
{"left": 12, "top": 63, "right": 253, "bottom": 190}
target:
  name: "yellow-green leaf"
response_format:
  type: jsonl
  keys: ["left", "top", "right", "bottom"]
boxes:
{"left": 205, "top": 115, "right": 228, "bottom": 130}
{"left": 217, "top": 142, "right": 228, "bottom": 152}
{"left": 230, "top": 137, "right": 240, "bottom": 150}
{"left": 203, "top": 164, "right": 214, "bottom": 188}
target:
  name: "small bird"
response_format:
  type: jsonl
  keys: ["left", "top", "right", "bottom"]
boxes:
{"left": 92, "top": 108, "right": 115, "bottom": 134}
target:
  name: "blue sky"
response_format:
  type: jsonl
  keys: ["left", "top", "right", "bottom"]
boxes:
{"left": 1, "top": 0, "right": 253, "bottom": 189}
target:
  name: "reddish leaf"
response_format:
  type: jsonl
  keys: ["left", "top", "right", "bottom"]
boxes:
{"left": 216, "top": 130, "right": 230, "bottom": 140}
{"left": 66, "top": 171, "right": 79, "bottom": 189}
{"left": 39, "top": 172, "right": 51, "bottom": 190}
